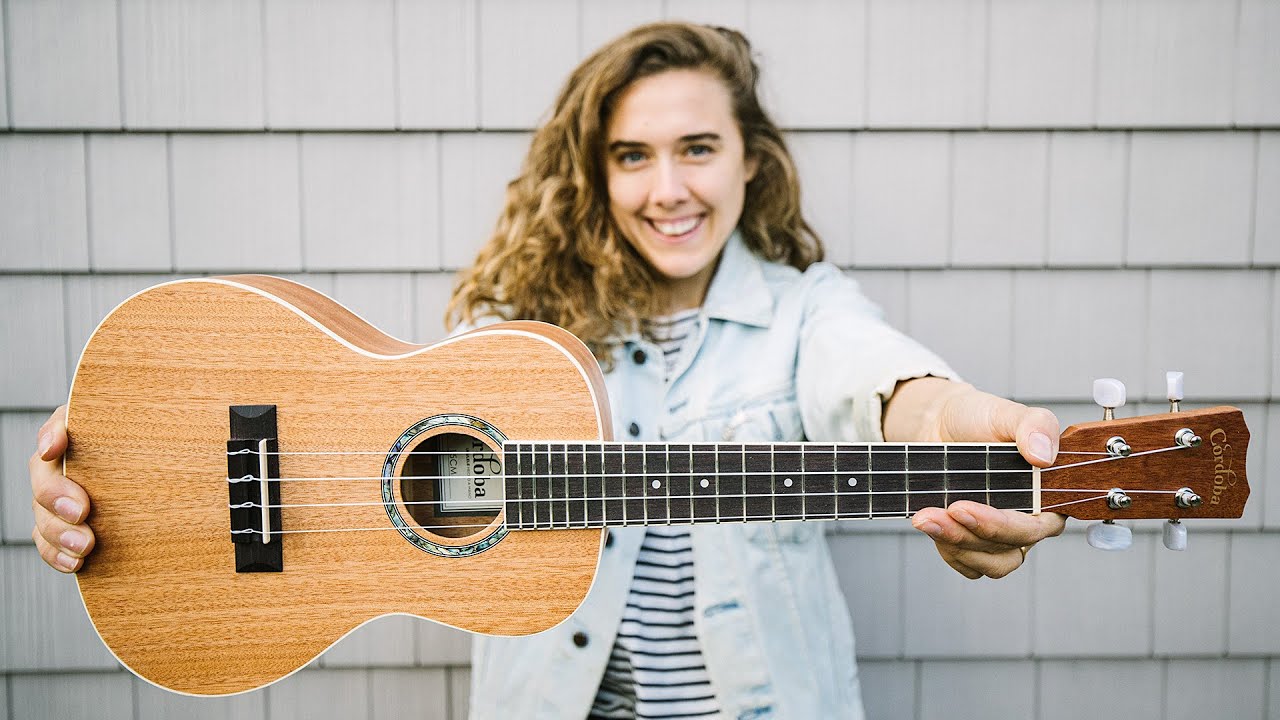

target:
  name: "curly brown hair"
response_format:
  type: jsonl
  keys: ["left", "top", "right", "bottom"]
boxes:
{"left": 446, "top": 22, "right": 823, "bottom": 365}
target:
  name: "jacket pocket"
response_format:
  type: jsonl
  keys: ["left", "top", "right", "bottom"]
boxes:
{"left": 704, "top": 389, "right": 803, "bottom": 443}
{"left": 701, "top": 392, "right": 817, "bottom": 544}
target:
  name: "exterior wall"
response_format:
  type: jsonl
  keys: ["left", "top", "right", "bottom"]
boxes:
{"left": 1, "top": 0, "right": 1276, "bottom": 718}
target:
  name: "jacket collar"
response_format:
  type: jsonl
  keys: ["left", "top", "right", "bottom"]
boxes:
{"left": 618, "top": 230, "right": 773, "bottom": 346}
{"left": 700, "top": 230, "right": 773, "bottom": 328}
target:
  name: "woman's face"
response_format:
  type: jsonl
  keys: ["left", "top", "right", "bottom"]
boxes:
{"left": 604, "top": 69, "right": 757, "bottom": 311}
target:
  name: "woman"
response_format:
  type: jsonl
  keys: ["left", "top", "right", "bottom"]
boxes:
{"left": 32, "top": 22, "right": 1064, "bottom": 720}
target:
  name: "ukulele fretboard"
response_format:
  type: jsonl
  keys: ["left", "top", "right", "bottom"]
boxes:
{"left": 501, "top": 442, "right": 1034, "bottom": 530}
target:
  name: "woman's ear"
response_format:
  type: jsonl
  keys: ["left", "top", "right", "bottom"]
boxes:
{"left": 745, "top": 154, "right": 760, "bottom": 183}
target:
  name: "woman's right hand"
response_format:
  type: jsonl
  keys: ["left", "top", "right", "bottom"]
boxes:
{"left": 29, "top": 405, "right": 95, "bottom": 572}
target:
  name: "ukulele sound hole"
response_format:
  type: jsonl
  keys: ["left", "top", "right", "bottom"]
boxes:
{"left": 399, "top": 431, "right": 503, "bottom": 539}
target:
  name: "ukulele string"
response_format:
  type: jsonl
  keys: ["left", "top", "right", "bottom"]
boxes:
{"left": 228, "top": 447, "right": 1114, "bottom": 458}
{"left": 230, "top": 467, "right": 1050, "bottom": 483}
{"left": 224, "top": 443, "right": 1190, "bottom": 485}
{"left": 230, "top": 486, "right": 1182, "bottom": 511}
{"left": 225, "top": 492, "right": 1125, "bottom": 536}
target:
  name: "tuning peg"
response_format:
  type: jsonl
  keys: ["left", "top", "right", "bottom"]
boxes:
{"left": 1093, "top": 378, "right": 1127, "bottom": 421}
{"left": 1163, "top": 519, "right": 1188, "bottom": 551}
{"left": 1167, "top": 371, "right": 1184, "bottom": 412}
{"left": 1086, "top": 520, "right": 1133, "bottom": 551}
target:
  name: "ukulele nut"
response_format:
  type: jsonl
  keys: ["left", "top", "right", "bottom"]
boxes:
{"left": 1106, "top": 436, "right": 1132, "bottom": 457}
{"left": 1175, "top": 428, "right": 1202, "bottom": 448}
{"left": 1106, "top": 488, "right": 1132, "bottom": 510}
{"left": 1174, "top": 487, "right": 1202, "bottom": 508}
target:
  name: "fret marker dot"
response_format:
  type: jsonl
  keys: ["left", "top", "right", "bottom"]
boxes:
{"left": 784, "top": 478, "right": 793, "bottom": 488}
{"left": 848, "top": 478, "right": 858, "bottom": 487}
{"left": 700, "top": 479, "right": 709, "bottom": 488}
{"left": 652, "top": 480, "right": 661, "bottom": 489}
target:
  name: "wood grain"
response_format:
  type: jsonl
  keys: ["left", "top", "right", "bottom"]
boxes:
{"left": 67, "top": 277, "right": 608, "bottom": 695}
{"left": 1046, "top": 407, "right": 1250, "bottom": 520}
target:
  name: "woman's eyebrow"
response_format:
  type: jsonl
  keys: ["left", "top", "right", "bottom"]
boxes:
{"left": 607, "top": 140, "right": 649, "bottom": 152}
{"left": 607, "top": 133, "right": 723, "bottom": 152}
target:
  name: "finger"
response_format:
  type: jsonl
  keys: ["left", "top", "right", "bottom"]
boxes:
{"left": 941, "top": 544, "right": 1026, "bottom": 580}
{"left": 985, "top": 400, "right": 1060, "bottom": 467}
{"left": 29, "top": 456, "right": 90, "bottom": 526}
{"left": 944, "top": 501, "right": 1065, "bottom": 547}
{"left": 33, "top": 525, "right": 84, "bottom": 573}
{"left": 36, "top": 405, "right": 68, "bottom": 462}
{"left": 911, "top": 506, "right": 1012, "bottom": 554}
{"left": 32, "top": 499, "right": 96, "bottom": 559}
{"left": 937, "top": 550, "right": 984, "bottom": 580}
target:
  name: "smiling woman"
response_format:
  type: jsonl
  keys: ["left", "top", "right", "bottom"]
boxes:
{"left": 604, "top": 69, "right": 758, "bottom": 311}
{"left": 437, "top": 21, "right": 1065, "bottom": 720}
{"left": 447, "top": 23, "right": 821, "bottom": 370}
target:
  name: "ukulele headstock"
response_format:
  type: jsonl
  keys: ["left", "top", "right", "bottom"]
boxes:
{"left": 1044, "top": 405, "right": 1250, "bottom": 522}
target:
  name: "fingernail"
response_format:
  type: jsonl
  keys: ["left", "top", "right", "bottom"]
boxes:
{"left": 56, "top": 552, "right": 79, "bottom": 571}
{"left": 60, "top": 530, "right": 86, "bottom": 554}
{"left": 1029, "top": 432, "right": 1053, "bottom": 464}
{"left": 952, "top": 508, "right": 977, "bottom": 529}
{"left": 37, "top": 429, "right": 53, "bottom": 459}
{"left": 53, "top": 497, "right": 81, "bottom": 523}
{"left": 915, "top": 521, "right": 943, "bottom": 538}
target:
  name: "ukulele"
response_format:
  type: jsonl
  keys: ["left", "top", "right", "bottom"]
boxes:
{"left": 64, "top": 275, "right": 1251, "bottom": 696}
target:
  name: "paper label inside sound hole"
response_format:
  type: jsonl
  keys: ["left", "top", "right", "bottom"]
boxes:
{"left": 439, "top": 434, "right": 504, "bottom": 513}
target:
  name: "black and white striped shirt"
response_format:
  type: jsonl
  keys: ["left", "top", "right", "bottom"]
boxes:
{"left": 591, "top": 310, "right": 721, "bottom": 720}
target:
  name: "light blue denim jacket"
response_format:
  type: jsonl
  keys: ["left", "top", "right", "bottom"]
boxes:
{"left": 469, "top": 232, "right": 954, "bottom": 720}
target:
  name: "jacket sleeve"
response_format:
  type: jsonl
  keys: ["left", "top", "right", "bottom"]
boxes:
{"left": 795, "top": 264, "right": 958, "bottom": 443}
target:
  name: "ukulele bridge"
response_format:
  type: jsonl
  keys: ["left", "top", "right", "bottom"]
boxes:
{"left": 226, "top": 404, "right": 284, "bottom": 572}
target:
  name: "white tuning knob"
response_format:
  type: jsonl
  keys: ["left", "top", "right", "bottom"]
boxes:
{"left": 1167, "top": 371, "right": 1184, "bottom": 412}
{"left": 1163, "top": 520, "right": 1188, "bottom": 551}
{"left": 1086, "top": 520, "right": 1133, "bottom": 551}
{"left": 1093, "top": 378, "right": 1127, "bottom": 420}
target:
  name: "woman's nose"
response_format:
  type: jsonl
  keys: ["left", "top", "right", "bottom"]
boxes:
{"left": 650, "top": 159, "right": 692, "bottom": 207}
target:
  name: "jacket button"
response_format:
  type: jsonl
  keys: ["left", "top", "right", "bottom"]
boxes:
{"left": 628, "top": 422, "right": 640, "bottom": 437}
{"left": 632, "top": 349, "right": 647, "bottom": 365}
{"left": 572, "top": 631, "right": 589, "bottom": 648}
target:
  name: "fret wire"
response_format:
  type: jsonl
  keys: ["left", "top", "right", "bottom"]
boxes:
{"left": 905, "top": 444, "right": 910, "bottom": 515}
{"left": 985, "top": 443, "right": 992, "bottom": 507}
{"left": 741, "top": 444, "right": 747, "bottom": 522}
{"left": 582, "top": 444, "right": 589, "bottom": 530}
{"left": 865, "top": 444, "right": 873, "bottom": 518}
{"left": 547, "top": 444, "right": 555, "bottom": 529}
{"left": 514, "top": 443, "right": 524, "bottom": 527}
{"left": 665, "top": 443, "right": 675, "bottom": 520}
{"left": 831, "top": 445, "right": 838, "bottom": 521}
{"left": 598, "top": 444, "right": 605, "bottom": 529}
{"left": 687, "top": 445, "right": 695, "bottom": 522}
{"left": 621, "top": 445, "right": 628, "bottom": 528}
{"left": 943, "top": 443, "right": 950, "bottom": 510}
{"left": 770, "top": 445, "right": 776, "bottom": 522}
{"left": 642, "top": 444, "right": 649, "bottom": 528}
{"left": 714, "top": 446, "right": 721, "bottom": 525}
{"left": 507, "top": 445, "right": 516, "bottom": 531}
{"left": 800, "top": 444, "right": 806, "bottom": 522}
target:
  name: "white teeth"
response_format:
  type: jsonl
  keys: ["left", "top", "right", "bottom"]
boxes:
{"left": 652, "top": 217, "right": 700, "bottom": 236}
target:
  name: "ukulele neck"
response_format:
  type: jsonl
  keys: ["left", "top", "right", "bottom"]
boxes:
{"left": 501, "top": 441, "right": 1035, "bottom": 529}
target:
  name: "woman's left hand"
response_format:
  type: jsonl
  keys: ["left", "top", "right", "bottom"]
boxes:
{"left": 886, "top": 378, "right": 1067, "bottom": 579}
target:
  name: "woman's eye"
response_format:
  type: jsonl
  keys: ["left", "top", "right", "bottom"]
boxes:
{"left": 686, "top": 144, "right": 714, "bottom": 158}
{"left": 617, "top": 151, "right": 647, "bottom": 166}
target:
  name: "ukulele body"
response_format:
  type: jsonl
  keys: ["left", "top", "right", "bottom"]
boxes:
{"left": 67, "top": 276, "right": 609, "bottom": 696}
